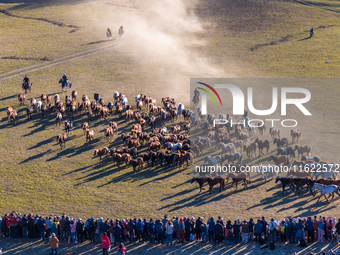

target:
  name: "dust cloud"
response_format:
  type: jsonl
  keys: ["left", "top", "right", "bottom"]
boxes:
{"left": 89, "top": 0, "right": 234, "bottom": 105}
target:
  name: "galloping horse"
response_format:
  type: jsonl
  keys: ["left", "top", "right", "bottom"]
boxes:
{"left": 206, "top": 176, "right": 226, "bottom": 193}
{"left": 226, "top": 172, "right": 248, "bottom": 190}
{"left": 311, "top": 184, "right": 340, "bottom": 203}
{"left": 191, "top": 177, "right": 206, "bottom": 193}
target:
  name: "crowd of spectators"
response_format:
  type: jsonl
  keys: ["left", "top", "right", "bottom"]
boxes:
{"left": 1, "top": 212, "right": 340, "bottom": 254}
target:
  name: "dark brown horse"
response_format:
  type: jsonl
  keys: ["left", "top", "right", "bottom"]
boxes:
{"left": 191, "top": 177, "right": 207, "bottom": 193}
{"left": 226, "top": 172, "right": 248, "bottom": 190}
{"left": 206, "top": 176, "right": 226, "bottom": 193}
{"left": 254, "top": 138, "right": 270, "bottom": 154}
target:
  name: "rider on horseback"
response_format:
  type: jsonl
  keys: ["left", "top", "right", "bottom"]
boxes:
{"left": 118, "top": 25, "right": 124, "bottom": 36}
{"left": 62, "top": 73, "right": 68, "bottom": 84}
{"left": 107, "top": 28, "right": 112, "bottom": 37}
{"left": 310, "top": 27, "right": 314, "bottom": 37}
{"left": 22, "top": 75, "right": 30, "bottom": 89}
{"left": 23, "top": 75, "right": 30, "bottom": 85}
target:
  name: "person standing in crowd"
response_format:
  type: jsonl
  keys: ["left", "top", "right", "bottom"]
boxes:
{"left": 114, "top": 219, "right": 122, "bottom": 246}
{"left": 162, "top": 215, "right": 168, "bottom": 237}
{"left": 233, "top": 220, "right": 240, "bottom": 244}
{"left": 201, "top": 223, "right": 207, "bottom": 243}
{"left": 248, "top": 218, "right": 254, "bottom": 243}
{"left": 214, "top": 220, "right": 223, "bottom": 245}
{"left": 185, "top": 218, "right": 192, "bottom": 242}
{"left": 64, "top": 217, "right": 70, "bottom": 242}
{"left": 178, "top": 218, "right": 185, "bottom": 243}
{"left": 49, "top": 233, "right": 59, "bottom": 255}
{"left": 261, "top": 217, "right": 268, "bottom": 241}
{"left": 173, "top": 217, "right": 179, "bottom": 241}
{"left": 76, "top": 218, "right": 84, "bottom": 243}
{"left": 195, "top": 217, "right": 202, "bottom": 242}
{"left": 288, "top": 218, "right": 296, "bottom": 243}
{"left": 335, "top": 219, "right": 340, "bottom": 243}
{"left": 70, "top": 220, "right": 77, "bottom": 243}
{"left": 165, "top": 221, "right": 173, "bottom": 246}
{"left": 241, "top": 220, "right": 249, "bottom": 244}
{"left": 155, "top": 219, "right": 163, "bottom": 244}
{"left": 269, "top": 218, "right": 277, "bottom": 242}
{"left": 254, "top": 219, "right": 262, "bottom": 243}
{"left": 207, "top": 217, "right": 215, "bottom": 243}
{"left": 59, "top": 215, "right": 65, "bottom": 241}
{"left": 148, "top": 219, "right": 155, "bottom": 244}
{"left": 280, "top": 219, "right": 287, "bottom": 244}
{"left": 318, "top": 218, "right": 324, "bottom": 243}
{"left": 101, "top": 232, "right": 110, "bottom": 255}
{"left": 306, "top": 217, "right": 314, "bottom": 243}
{"left": 117, "top": 243, "right": 126, "bottom": 255}
{"left": 21, "top": 214, "right": 28, "bottom": 240}
{"left": 326, "top": 218, "right": 332, "bottom": 241}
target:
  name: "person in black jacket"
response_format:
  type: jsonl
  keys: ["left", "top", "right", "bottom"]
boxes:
{"left": 233, "top": 220, "right": 241, "bottom": 244}
{"left": 28, "top": 214, "right": 35, "bottom": 239}
{"left": 114, "top": 220, "right": 122, "bottom": 246}
{"left": 21, "top": 214, "right": 28, "bottom": 239}
{"left": 129, "top": 219, "right": 135, "bottom": 243}
{"left": 248, "top": 218, "right": 254, "bottom": 242}
{"left": 76, "top": 218, "right": 84, "bottom": 243}
{"left": 185, "top": 218, "right": 192, "bottom": 242}
{"left": 214, "top": 220, "right": 223, "bottom": 244}
{"left": 195, "top": 217, "right": 203, "bottom": 241}
{"left": 88, "top": 218, "right": 96, "bottom": 243}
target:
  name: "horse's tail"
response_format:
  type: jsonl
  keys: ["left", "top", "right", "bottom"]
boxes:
{"left": 240, "top": 153, "right": 242, "bottom": 163}
{"left": 190, "top": 153, "right": 194, "bottom": 164}
{"left": 222, "top": 178, "right": 226, "bottom": 188}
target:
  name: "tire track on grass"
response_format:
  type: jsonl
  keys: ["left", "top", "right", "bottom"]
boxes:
{"left": 0, "top": 28, "right": 165, "bottom": 81}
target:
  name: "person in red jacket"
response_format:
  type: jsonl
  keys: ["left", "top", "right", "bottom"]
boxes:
{"left": 117, "top": 243, "right": 126, "bottom": 255}
{"left": 101, "top": 232, "right": 111, "bottom": 255}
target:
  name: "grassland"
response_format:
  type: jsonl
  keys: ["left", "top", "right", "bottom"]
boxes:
{"left": 1, "top": 0, "right": 340, "bottom": 252}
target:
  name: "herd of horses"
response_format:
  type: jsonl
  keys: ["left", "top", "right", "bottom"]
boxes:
{"left": 7, "top": 82, "right": 196, "bottom": 173}
{"left": 190, "top": 110, "right": 339, "bottom": 203}
{"left": 6, "top": 82, "right": 340, "bottom": 204}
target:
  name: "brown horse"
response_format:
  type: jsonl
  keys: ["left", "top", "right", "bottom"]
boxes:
{"left": 243, "top": 143, "right": 256, "bottom": 158}
{"left": 294, "top": 144, "right": 312, "bottom": 159}
{"left": 291, "top": 129, "right": 302, "bottom": 143}
{"left": 254, "top": 138, "right": 270, "bottom": 154}
{"left": 268, "top": 155, "right": 289, "bottom": 166}
{"left": 226, "top": 172, "right": 248, "bottom": 190}
{"left": 206, "top": 176, "right": 226, "bottom": 193}
{"left": 191, "top": 177, "right": 207, "bottom": 193}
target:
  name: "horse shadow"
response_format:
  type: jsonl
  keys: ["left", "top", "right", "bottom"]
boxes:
{"left": 19, "top": 149, "right": 52, "bottom": 164}
{"left": 0, "top": 94, "right": 16, "bottom": 101}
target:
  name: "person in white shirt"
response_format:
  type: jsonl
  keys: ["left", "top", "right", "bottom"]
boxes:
{"left": 165, "top": 222, "right": 173, "bottom": 246}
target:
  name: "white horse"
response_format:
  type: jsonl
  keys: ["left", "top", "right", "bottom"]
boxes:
{"left": 36, "top": 100, "right": 42, "bottom": 114}
{"left": 218, "top": 142, "right": 235, "bottom": 154}
{"left": 30, "top": 98, "right": 37, "bottom": 108}
{"left": 311, "top": 184, "right": 340, "bottom": 203}
{"left": 167, "top": 142, "right": 182, "bottom": 151}
{"left": 204, "top": 155, "right": 222, "bottom": 165}
{"left": 314, "top": 164, "right": 338, "bottom": 179}
{"left": 121, "top": 97, "right": 128, "bottom": 110}
{"left": 257, "top": 164, "right": 277, "bottom": 181}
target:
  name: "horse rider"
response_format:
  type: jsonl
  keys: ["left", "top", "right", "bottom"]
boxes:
{"left": 62, "top": 73, "right": 68, "bottom": 86}
{"left": 310, "top": 27, "right": 314, "bottom": 37}
{"left": 107, "top": 28, "right": 112, "bottom": 37}
{"left": 23, "top": 75, "right": 30, "bottom": 85}
{"left": 119, "top": 25, "right": 124, "bottom": 35}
